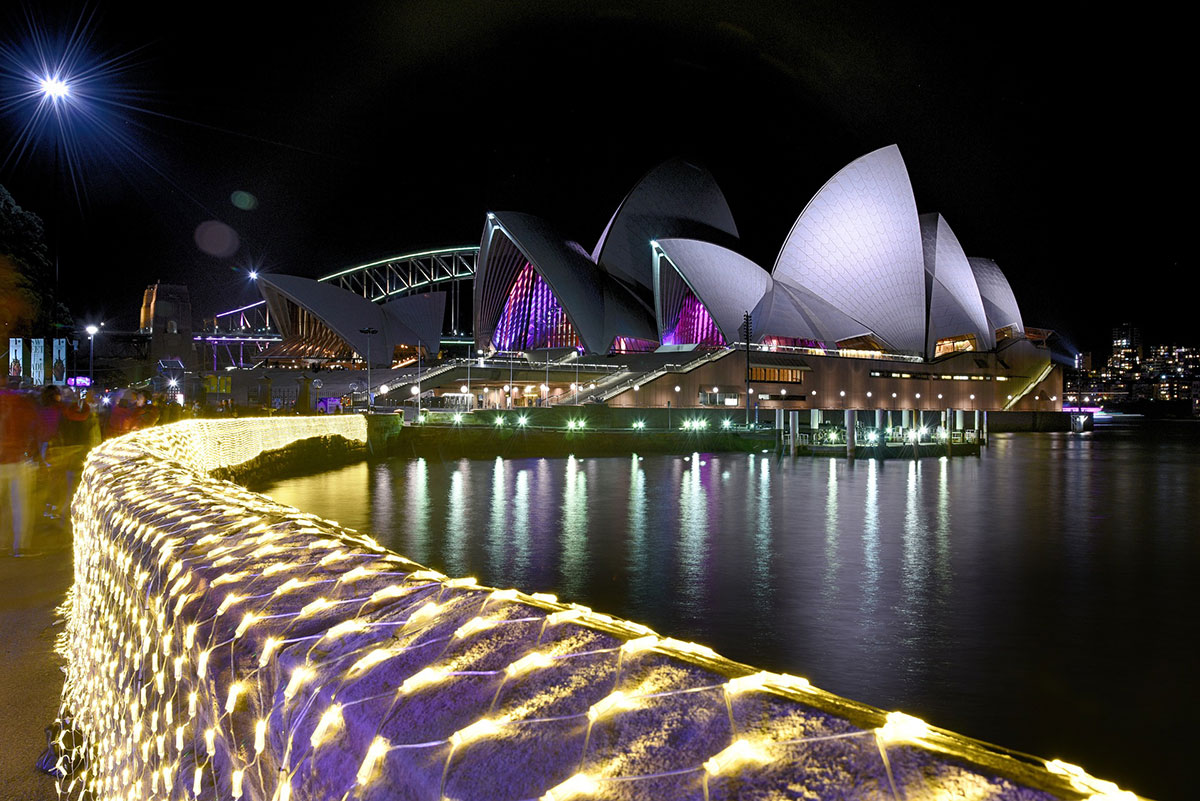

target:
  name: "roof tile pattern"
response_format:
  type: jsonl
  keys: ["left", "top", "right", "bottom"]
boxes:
{"left": 969, "top": 257, "right": 1025, "bottom": 336}
{"left": 921, "top": 214, "right": 994, "bottom": 356}
{"left": 773, "top": 145, "right": 927, "bottom": 355}
{"left": 653, "top": 239, "right": 769, "bottom": 343}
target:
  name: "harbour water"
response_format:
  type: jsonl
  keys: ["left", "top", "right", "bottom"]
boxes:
{"left": 263, "top": 421, "right": 1198, "bottom": 799}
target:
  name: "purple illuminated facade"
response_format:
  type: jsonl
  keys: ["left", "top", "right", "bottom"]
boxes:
{"left": 490, "top": 262, "right": 582, "bottom": 351}
{"left": 662, "top": 291, "right": 725, "bottom": 348}
{"left": 610, "top": 336, "right": 658, "bottom": 354}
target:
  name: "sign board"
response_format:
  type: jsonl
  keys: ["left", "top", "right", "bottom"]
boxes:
{"left": 68, "top": 376, "right": 92, "bottom": 388}
{"left": 52, "top": 338, "right": 67, "bottom": 385}
{"left": 30, "top": 339, "right": 45, "bottom": 385}
{"left": 7, "top": 338, "right": 22, "bottom": 381}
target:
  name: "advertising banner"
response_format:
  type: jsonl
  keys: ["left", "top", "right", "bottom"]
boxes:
{"left": 52, "top": 338, "right": 67, "bottom": 385}
{"left": 7, "top": 338, "right": 21, "bottom": 382}
{"left": 30, "top": 339, "right": 45, "bottom": 385}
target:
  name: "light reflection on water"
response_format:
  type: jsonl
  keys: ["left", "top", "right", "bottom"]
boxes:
{"left": 264, "top": 425, "right": 1200, "bottom": 800}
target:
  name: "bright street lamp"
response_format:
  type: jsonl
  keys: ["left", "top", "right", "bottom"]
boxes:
{"left": 85, "top": 324, "right": 99, "bottom": 388}
{"left": 40, "top": 76, "right": 69, "bottom": 100}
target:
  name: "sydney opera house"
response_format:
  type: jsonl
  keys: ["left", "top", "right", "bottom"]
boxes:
{"left": 237, "top": 145, "right": 1059, "bottom": 414}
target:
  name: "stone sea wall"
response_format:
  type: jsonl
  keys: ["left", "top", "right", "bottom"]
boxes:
{"left": 55, "top": 417, "right": 1136, "bottom": 800}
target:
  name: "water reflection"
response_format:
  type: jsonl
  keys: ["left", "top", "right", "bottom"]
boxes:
{"left": 677, "top": 454, "right": 709, "bottom": 624}
{"left": 487, "top": 457, "right": 507, "bottom": 571}
{"left": 403, "top": 458, "right": 429, "bottom": 565}
{"left": 823, "top": 459, "right": 840, "bottom": 607}
{"left": 935, "top": 458, "right": 950, "bottom": 594}
{"left": 560, "top": 456, "right": 588, "bottom": 599}
{"left": 861, "top": 459, "right": 879, "bottom": 612}
{"left": 626, "top": 456, "right": 649, "bottom": 611}
{"left": 901, "top": 459, "right": 921, "bottom": 615}
{"left": 752, "top": 455, "right": 772, "bottom": 616}
{"left": 511, "top": 467, "right": 530, "bottom": 578}
{"left": 264, "top": 426, "right": 1200, "bottom": 800}
{"left": 444, "top": 466, "right": 467, "bottom": 576}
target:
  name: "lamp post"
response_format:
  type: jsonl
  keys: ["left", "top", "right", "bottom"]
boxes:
{"left": 358, "top": 327, "right": 378, "bottom": 411}
{"left": 417, "top": 339, "right": 422, "bottom": 419}
{"left": 742, "top": 311, "right": 753, "bottom": 427}
{"left": 468, "top": 348, "right": 482, "bottom": 409}
{"left": 40, "top": 76, "right": 69, "bottom": 286}
{"left": 85, "top": 324, "right": 98, "bottom": 390}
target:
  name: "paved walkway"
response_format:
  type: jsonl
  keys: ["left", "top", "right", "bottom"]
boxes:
{"left": 0, "top": 516, "right": 72, "bottom": 801}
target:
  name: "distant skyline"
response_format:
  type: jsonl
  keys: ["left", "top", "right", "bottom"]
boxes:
{"left": 1, "top": 1, "right": 1190, "bottom": 358}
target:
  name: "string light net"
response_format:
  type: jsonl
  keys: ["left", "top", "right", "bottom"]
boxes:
{"left": 54, "top": 417, "right": 1138, "bottom": 801}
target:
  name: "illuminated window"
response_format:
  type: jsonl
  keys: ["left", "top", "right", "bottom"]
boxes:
{"left": 934, "top": 334, "right": 978, "bottom": 358}
{"left": 748, "top": 367, "right": 804, "bottom": 383}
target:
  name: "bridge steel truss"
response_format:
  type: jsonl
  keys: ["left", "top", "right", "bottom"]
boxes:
{"left": 318, "top": 246, "right": 479, "bottom": 337}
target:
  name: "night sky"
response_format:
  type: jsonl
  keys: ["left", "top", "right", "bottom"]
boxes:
{"left": 1, "top": 1, "right": 1189, "bottom": 358}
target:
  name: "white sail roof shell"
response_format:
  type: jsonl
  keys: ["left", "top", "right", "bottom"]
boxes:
{"left": 593, "top": 159, "right": 740, "bottom": 294}
{"left": 475, "top": 212, "right": 656, "bottom": 354}
{"left": 258, "top": 274, "right": 443, "bottom": 365}
{"left": 756, "top": 281, "right": 874, "bottom": 345}
{"left": 772, "top": 145, "right": 927, "bottom": 355}
{"left": 921, "top": 213, "right": 994, "bottom": 356}
{"left": 968, "top": 257, "right": 1025, "bottom": 336}
{"left": 652, "top": 239, "right": 769, "bottom": 343}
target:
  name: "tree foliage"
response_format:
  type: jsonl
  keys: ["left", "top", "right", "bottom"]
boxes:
{"left": 0, "top": 182, "right": 71, "bottom": 336}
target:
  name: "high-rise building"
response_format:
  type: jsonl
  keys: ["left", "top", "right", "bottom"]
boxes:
{"left": 1108, "top": 323, "right": 1141, "bottom": 376}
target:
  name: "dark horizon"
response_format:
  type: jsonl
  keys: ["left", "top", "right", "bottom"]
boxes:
{"left": 1, "top": 1, "right": 1190, "bottom": 359}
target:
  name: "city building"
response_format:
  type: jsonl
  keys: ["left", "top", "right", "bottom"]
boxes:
{"left": 139, "top": 283, "right": 195, "bottom": 367}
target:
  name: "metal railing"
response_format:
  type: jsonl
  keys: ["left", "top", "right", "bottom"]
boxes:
{"left": 597, "top": 348, "right": 736, "bottom": 402}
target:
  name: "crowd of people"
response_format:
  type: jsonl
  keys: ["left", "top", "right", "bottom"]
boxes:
{"left": 0, "top": 382, "right": 179, "bottom": 557}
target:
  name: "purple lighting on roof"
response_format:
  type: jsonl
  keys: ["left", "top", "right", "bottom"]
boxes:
{"left": 663, "top": 291, "right": 725, "bottom": 348}
{"left": 610, "top": 336, "right": 657, "bottom": 354}
{"left": 491, "top": 262, "right": 582, "bottom": 351}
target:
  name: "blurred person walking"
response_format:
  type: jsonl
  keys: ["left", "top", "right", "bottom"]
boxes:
{"left": 0, "top": 383, "right": 39, "bottom": 556}
{"left": 54, "top": 388, "right": 99, "bottom": 528}
{"left": 34, "top": 386, "right": 65, "bottom": 524}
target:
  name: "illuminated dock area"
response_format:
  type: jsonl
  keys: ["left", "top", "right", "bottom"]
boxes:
{"left": 53, "top": 417, "right": 1137, "bottom": 800}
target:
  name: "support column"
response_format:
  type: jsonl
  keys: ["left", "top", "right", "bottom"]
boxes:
{"left": 982, "top": 410, "right": 989, "bottom": 446}
{"left": 973, "top": 409, "right": 981, "bottom": 434}
{"left": 810, "top": 408, "right": 821, "bottom": 430}
{"left": 789, "top": 410, "right": 800, "bottom": 457}
{"left": 956, "top": 409, "right": 966, "bottom": 431}
{"left": 875, "top": 409, "right": 884, "bottom": 430}
{"left": 776, "top": 408, "right": 785, "bottom": 453}
{"left": 901, "top": 409, "right": 911, "bottom": 430}
{"left": 845, "top": 409, "right": 856, "bottom": 460}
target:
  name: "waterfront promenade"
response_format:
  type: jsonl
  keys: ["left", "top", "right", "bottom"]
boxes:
{"left": 0, "top": 521, "right": 70, "bottom": 800}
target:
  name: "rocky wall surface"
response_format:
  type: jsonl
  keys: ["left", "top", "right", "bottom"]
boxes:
{"left": 54, "top": 417, "right": 1136, "bottom": 801}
